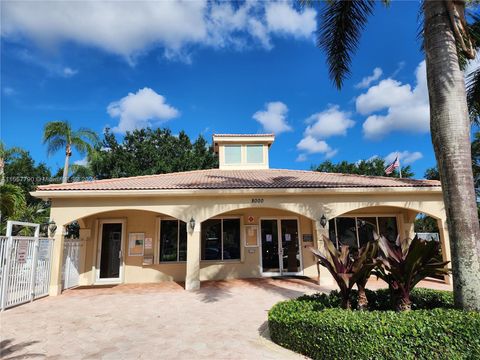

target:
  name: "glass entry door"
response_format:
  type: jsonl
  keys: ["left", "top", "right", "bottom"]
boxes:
{"left": 97, "top": 222, "right": 123, "bottom": 282}
{"left": 261, "top": 219, "right": 301, "bottom": 275}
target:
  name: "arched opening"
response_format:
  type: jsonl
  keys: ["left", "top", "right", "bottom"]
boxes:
{"left": 63, "top": 209, "right": 188, "bottom": 289}
{"left": 197, "top": 207, "right": 318, "bottom": 281}
{"left": 326, "top": 205, "right": 450, "bottom": 284}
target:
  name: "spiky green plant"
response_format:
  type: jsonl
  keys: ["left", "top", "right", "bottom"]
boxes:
{"left": 311, "top": 237, "right": 379, "bottom": 309}
{"left": 374, "top": 234, "right": 450, "bottom": 311}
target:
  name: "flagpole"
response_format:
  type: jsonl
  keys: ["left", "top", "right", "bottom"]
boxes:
{"left": 398, "top": 153, "right": 402, "bottom": 178}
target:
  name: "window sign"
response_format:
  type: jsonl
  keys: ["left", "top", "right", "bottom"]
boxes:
{"left": 129, "top": 233, "right": 145, "bottom": 256}
{"left": 266, "top": 234, "right": 273, "bottom": 242}
{"left": 285, "top": 233, "right": 291, "bottom": 242}
{"left": 144, "top": 237, "right": 153, "bottom": 250}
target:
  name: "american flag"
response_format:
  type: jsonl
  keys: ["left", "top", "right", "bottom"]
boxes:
{"left": 385, "top": 155, "right": 400, "bottom": 175}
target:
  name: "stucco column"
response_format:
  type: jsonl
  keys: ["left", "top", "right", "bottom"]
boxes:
{"left": 49, "top": 230, "right": 65, "bottom": 296}
{"left": 313, "top": 219, "right": 335, "bottom": 286}
{"left": 403, "top": 211, "right": 417, "bottom": 239}
{"left": 185, "top": 227, "right": 201, "bottom": 291}
{"left": 437, "top": 218, "right": 452, "bottom": 285}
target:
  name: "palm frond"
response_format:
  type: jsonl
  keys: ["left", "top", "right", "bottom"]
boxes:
{"left": 43, "top": 121, "right": 71, "bottom": 143}
{"left": 46, "top": 137, "right": 66, "bottom": 157}
{"left": 75, "top": 128, "right": 100, "bottom": 146}
{"left": 318, "top": 0, "right": 376, "bottom": 89}
{"left": 467, "top": 67, "right": 480, "bottom": 126}
{"left": 0, "top": 184, "right": 26, "bottom": 218}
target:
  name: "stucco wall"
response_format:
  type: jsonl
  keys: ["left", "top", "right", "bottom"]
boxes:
{"left": 76, "top": 208, "right": 318, "bottom": 284}
{"left": 45, "top": 189, "right": 448, "bottom": 293}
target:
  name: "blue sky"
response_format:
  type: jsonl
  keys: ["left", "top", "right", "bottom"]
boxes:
{"left": 1, "top": 1, "right": 442, "bottom": 178}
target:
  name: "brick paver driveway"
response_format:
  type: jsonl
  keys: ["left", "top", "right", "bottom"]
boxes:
{"left": 1, "top": 278, "right": 451, "bottom": 360}
{"left": 1, "top": 278, "right": 321, "bottom": 359}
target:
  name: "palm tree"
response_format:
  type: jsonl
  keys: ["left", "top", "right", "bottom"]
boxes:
{"left": 308, "top": 0, "right": 480, "bottom": 310}
{"left": 0, "top": 141, "right": 25, "bottom": 186}
{"left": 43, "top": 121, "right": 99, "bottom": 183}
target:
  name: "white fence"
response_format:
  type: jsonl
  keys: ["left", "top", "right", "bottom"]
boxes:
{"left": 0, "top": 236, "right": 54, "bottom": 311}
{"left": 62, "top": 238, "right": 82, "bottom": 290}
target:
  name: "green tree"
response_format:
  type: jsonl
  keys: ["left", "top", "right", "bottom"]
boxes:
{"left": 424, "top": 167, "right": 440, "bottom": 180}
{"left": 312, "top": 158, "right": 414, "bottom": 178}
{"left": 90, "top": 128, "right": 218, "bottom": 179}
{"left": 43, "top": 121, "right": 99, "bottom": 183}
{"left": 4, "top": 150, "right": 53, "bottom": 205}
{"left": 308, "top": 0, "right": 480, "bottom": 310}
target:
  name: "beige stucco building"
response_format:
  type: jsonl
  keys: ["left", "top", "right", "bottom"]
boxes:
{"left": 31, "top": 134, "right": 450, "bottom": 296}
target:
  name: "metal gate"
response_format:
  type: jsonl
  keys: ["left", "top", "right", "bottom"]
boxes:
{"left": 62, "top": 238, "right": 82, "bottom": 290}
{"left": 0, "top": 236, "right": 54, "bottom": 311}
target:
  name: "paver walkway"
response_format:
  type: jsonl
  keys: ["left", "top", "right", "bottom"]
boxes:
{"left": 1, "top": 277, "right": 451, "bottom": 360}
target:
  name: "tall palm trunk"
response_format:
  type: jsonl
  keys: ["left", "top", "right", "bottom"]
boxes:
{"left": 62, "top": 144, "right": 71, "bottom": 183}
{"left": 424, "top": 0, "right": 480, "bottom": 310}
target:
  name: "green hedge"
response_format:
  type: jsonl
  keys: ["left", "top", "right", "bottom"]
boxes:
{"left": 268, "top": 289, "right": 480, "bottom": 360}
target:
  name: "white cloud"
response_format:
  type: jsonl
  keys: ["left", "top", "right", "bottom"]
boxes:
{"left": 63, "top": 67, "right": 78, "bottom": 77}
{"left": 74, "top": 157, "right": 88, "bottom": 166}
{"left": 296, "top": 135, "right": 337, "bottom": 158}
{"left": 12, "top": 48, "right": 78, "bottom": 78}
{"left": 2, "top": 1, "right": 316, "bottom": 63}
{"left": 265, "top": 2, "right": 316, "bottom": 38}
{"left": 359, "top": 61, "right": 430, "bottom": 140}
{"left": 252, "top": 101, "right": 292, "bottom": 134}
{"left": 295, "top": 154, "right": 308, "bottom": 162}
{"left": 3, "top": 87, "right": 16, "bottom": 96}
{"left": 295, "top": 104, "right": 353, "bottom": 161}
{"left": 304, "top": 105, "right": 355, "bottom": 139}
{"left": 384, "top": 151, "right": 423, "bottom": 165}
{"left": 355, "top": 67, "right": 382, "bottom": 89}
{"left": 107, "top": 87, "right": 180, "bottom": 134}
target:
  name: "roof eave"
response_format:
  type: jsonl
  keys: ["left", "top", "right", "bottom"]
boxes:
{"left": 30, "top": 186, "right": 443, "bottom": 200}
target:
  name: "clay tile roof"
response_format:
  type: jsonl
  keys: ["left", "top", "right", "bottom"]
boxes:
{"left": 35, "top": 169, "right": 441, "bottom": 192}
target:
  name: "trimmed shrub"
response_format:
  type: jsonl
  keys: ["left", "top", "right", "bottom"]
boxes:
{"left": 269, "top": 289, "right": 479, "bottom": 360}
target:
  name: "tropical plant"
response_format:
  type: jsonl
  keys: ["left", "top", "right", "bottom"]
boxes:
{"left": 0, "top": 183, "right": 26, "bottom": 223}
{"left": 305, "top": 0, "right": 480, "bottom": 311}
{"left": 43, "top": 121, "right": 99, "bottom": 183}
{"left": 311, "top": 237, "right": 378, "bottom": 309}
{"left": 374, "top": 234, "right": 450, "bottom": 311}
{"left": 312, "top": 158, "right": 414, "bottom": 178}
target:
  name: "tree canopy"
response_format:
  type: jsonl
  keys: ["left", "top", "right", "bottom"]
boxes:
{"left": 89, "top": 128, "right": 218, "bottom": 179}
{"left": 312, "top": 158, "right": 414, "bottom": 179}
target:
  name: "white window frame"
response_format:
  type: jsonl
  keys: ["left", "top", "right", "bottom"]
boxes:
{"left": 258, "top": 216, "right": 304, "bottom": 277}
{"left": 95, "top": 218, "right": 126, "bottom": 285}
{"left": 224, "top": 145, "right": 242, "bottom": 164}
{"left": 201, "top": 217, "right": 242, "bottom": 262}
{"left": 245, "top": 144, "right": 264, "bottom": 164}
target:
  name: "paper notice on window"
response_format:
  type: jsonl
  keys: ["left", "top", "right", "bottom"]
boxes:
{"left": 285, "top": 233, "right": 291, "bottom": 242}
{"left": 266, "top": 234, "right": 273, "bottom": 242}
{"left": 144, "top": 238, "right": 153, "bottom": 249}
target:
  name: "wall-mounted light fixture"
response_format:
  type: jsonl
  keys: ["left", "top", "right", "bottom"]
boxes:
{"left": 189, "top": 217, "right": 196, "bottom": 231}
{"left": 48, "top": 220, "right": 57, "bottom": 236}
{"left": 320, "top": 214, "right": 327, "bottom": 228}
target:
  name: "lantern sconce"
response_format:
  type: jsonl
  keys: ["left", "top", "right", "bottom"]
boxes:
{"left": 189, "top": 217, "right": 196, "bottom": 231}
{"left": 48, "top": 220, "right": 57, "bottom": 236}
{"left": 320, "top": 214, "right": 327, "bottom": 228}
